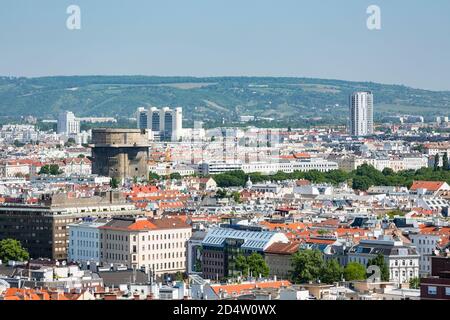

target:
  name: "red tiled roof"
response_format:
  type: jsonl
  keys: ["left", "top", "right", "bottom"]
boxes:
{"left": 265, "top": 242, "right": 299, "bottom": 254}
{"left": 212, "top": 281, "right": 291, "bottom": 296}
{"left": 410, "top": 181, "right": 446, "bottom": 191}
{"left": 127, "top": 220, "right": 158, "bottom": 231}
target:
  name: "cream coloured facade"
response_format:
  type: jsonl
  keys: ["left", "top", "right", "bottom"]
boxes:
{"left": 99, "top": 217, "right": 192, "bottom": 276}
{"left": 337, "top": 155, "right": 428, "bottom": 172}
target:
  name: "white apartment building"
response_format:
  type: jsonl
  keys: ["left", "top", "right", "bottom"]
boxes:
{"left": 198, "top": 161, "right": 242, "bottom": 175}
{"left": 149, "top": 163, "right": 195, "bottom": 177}
{"left": 349, "top": 91, "right": 374, "bottom": 137}
{"left": 347, "top": 236, "right": 420, "bottom": 286}
{"left": 294, "top": 184, "right": 334, "bottom": 196}
{"left": 62, "top": 157, "right": 92, "bottom": 176}
{"left": 57, "top": 111, "right": 80, "bottom": 135}
{"left": 292, "top": 158, "right": 339, "bottom": 173}
{"left": 250, "top": 183, "right": 282, "bottom": 194}
{"left": 340, "top": 155, "right": 428, "bottom": 172}
{"left": 424, "top": 143, "right": 450, "bottom": 157}
{"left": 199, "top": 158, "right": 339, "bottom": 175}
{"left": 242, "top": 161, "right": 294, "bottom": 175}
{"left": 99, "top": 217, "right": 192, "bottom": 276}
{"left": 409, "top": 231, "right": 442, "bottom": 276}
{"left": 68, "top": 218, "right": 108, "bottom": 264}
{"left": 0, "top": 160, "right": 31, "bottom": 178}
{"left": 0, "top": 124, "right": 38, "bottom": 144}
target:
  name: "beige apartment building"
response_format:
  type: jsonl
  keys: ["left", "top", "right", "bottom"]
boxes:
{"left": 99, "top": 217, "right": 192, "bottom": 276}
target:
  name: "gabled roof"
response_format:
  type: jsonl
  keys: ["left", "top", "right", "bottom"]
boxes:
{"left": 264, "top": 242, "right": 299, "bottom": 254}
{"left": 410, "top": 181, "right": 446, "bottom": 192}
{"left": 100, "top": 217, "right": 190, "bottom": 232}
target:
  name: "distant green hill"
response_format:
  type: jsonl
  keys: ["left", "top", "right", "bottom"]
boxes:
{"left": 1, "top": 76, "right": 449, "bottom": 126}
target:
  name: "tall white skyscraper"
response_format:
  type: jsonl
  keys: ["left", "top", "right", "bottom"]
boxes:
{"left": 136, "top": 107, "right": 148, "bottom": 129}
{"left": 349, "top": 91, "right": 374, "bottom": 136}
{"left": 148, "top": 107, "right": 161, "bottom": 132}
{"left": 57, "top": 111, "right": 80, "bottom": 135}
{"left": 146, "top": 107, "right": 183, "bottom": 141}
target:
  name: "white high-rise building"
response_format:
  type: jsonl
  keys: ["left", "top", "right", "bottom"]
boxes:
{"left": 136, "top": 107, "right": 148, "bottom": 129}
{"left": 146, "top": 107, "right": 182, "bottom": 141}
{"left": 57, "top": 111, "right": 80, "bottom": 135}
{"left": 349, "top": 91, "right": 374, "bottom": 137}
{"left": 149, "top": 107, "right": 161, "bottom": 132}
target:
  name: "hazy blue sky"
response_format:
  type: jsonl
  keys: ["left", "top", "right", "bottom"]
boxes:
{"left": 1, "top": 0, "right": 449, "bottom": 90}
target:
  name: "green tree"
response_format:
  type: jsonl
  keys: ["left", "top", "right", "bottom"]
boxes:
{"left": 110, "top": 177, "right": 119, "bottom": 189}
{"left": 0, "top": 239, "right": 29, "bottom": 262}
{"left": 290, "top": 249, "right": 324, "bottom": 284}
{"left": 382, "top": 168, "right": 395, "bottom": 176}
{"left": 170, "top": 172, "right": 182, "bottom": 180}
{"left": 234, "top": 253, "right": 269, "bottom": 278}
{"left": 235, "top": 254, "right": 249, "bottom": 276}
{"left": 149, "top": 172, "right": 160, "bottom": 181}
{"left": 434, "top": 153, "right": 441, "bottom": 171}
{"left": 39, "top": 165, "right": 50, "bottom": 175}
{"left": 443, "top": 153, "right": 449, "bottom": 170}
{"left": 65, "top": 137, "right": 76, "bottom": 147}
{"left": 39, "top": 164, "right": 62, "bottom": 176}
{"left": 194, "top": 260, "right": 202, "bottom": 273}
{"left": 215, "top": 189, "right": 228, "bottom": 199}
{"left": 352, "top": 175, "right": 373, "bottom": 191}
{"left": 247, "top": 253, "right": 270, "bottom": 278}
{"left": 324, "top": 170, "right": 350, "bottom": 185}
{"left": 231, "top": 191, "right": 241, "bottom": 203}
{"left": 343, "top": 262, "right": 367, "bottom": 281}
{"left": 320, "top": 259, "right": 343, "bottom": 284}
{"left": 175, "top": 271, "right": 185, "bottom": 282}
{"left": 386, "top": 209, "right": 405, "bottom": 219}
{"left": 13, "top": 140, "right": 25, "bottom": 148}
{"left": 367, "top": 253, "right": 390, "bottom": 281}
{"left": 409, "top": 277, "right": 420, "bottom": 289}
{"left": 49, "top": 164, "right": 62, "bottom": 175}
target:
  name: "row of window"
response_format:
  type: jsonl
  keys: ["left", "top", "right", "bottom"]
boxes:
{"left": 72, "top": 231, "right": 98, "bottom": 239}
{"left": 412, "top": 238, "right": 437, "bottom": 245}
{"left": 204, "top": 260, "right": 222, "bottom": 266}
{"left": 71, "top": 249, "right": 99, "bottom": 258}
{"left": 73, "top": 240, "right": 98, "bottom": 248}
{"left": 427, "top": 286, "right": 450, "bottom": 296}
{"left": 140, "top": 242, "right": 186, "bottom": 251}
{"left": 133, "top": 232, "right": 190, "bottom": 242}
{"left": 139, "top": 254, "right": 184, "bottom": 269}
{"left": 393, "top": 260, "right": 415, "bottom": 267}
{"left": 204, "top": 252, "right": 222, "bottom": 259}
{"left": 203, "top": 267, "right": 222, "bottom": 275}
{"left": 393, "top": 270, "right": 415, "bottom": 278}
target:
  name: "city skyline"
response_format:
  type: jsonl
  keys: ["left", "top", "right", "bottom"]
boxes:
{"left": 0, "top": 1, "right": 450, "bottom": 91}
{"left": 1, "top": 1, "right": 450, "bottom": 307}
